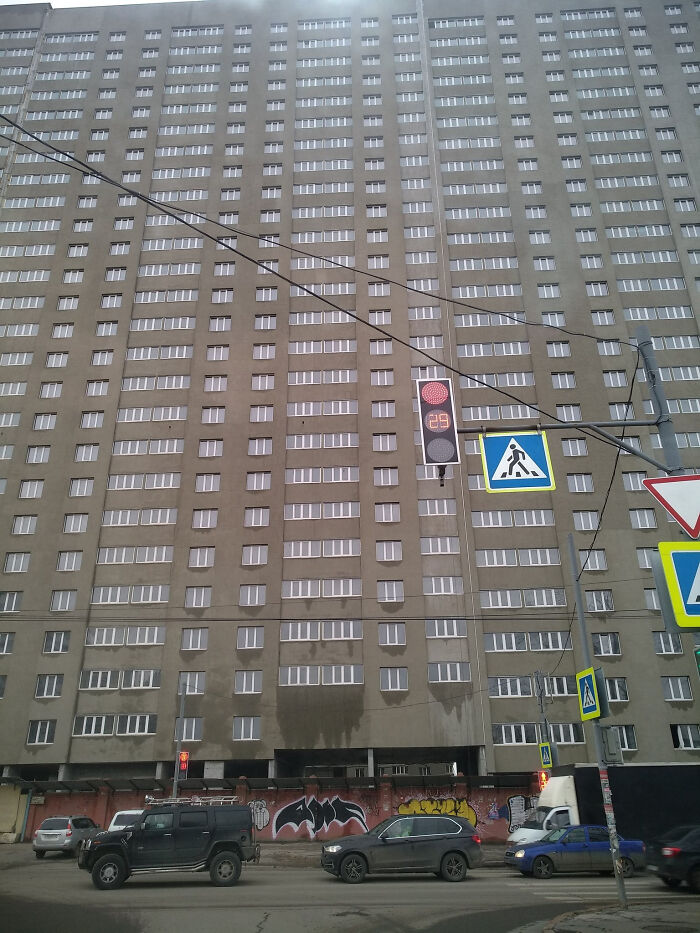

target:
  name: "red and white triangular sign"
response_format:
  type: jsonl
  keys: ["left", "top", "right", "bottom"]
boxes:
{"left": 642, "top": 476, "right": 700, "bottom": 539}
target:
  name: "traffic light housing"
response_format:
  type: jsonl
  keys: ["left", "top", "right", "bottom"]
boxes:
{"left": 536, "top": 770, "right": 550, "bottom": 793}
{"left": 695, "top": 645, "right": 700, "bottom": 681}
{"left": 177, "top": 750, "right": 190, "bottom": 778}
{"left": 416, "top": 378, "right": 460, "bottom": 466}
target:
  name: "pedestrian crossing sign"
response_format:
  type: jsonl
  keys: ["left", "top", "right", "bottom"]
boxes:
{"left": 577, "top": 667, "right": 601, "bottom": 721}
{"left": 479, "top": 431, "right": 555, "bottom": 493}
{"left": 658, "top": 541, "right": 700, "bottom": 628}
{"left": 539, "top": 742, "right": 553, "bottom": 768}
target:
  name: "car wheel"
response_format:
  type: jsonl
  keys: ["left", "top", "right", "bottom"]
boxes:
{"left": 209, "top": 851, "right": 242, "bottom": 886}
{"left": 91, "top": 853, "right": 127, "bottom": 891}
{"left": 34, "top": 850, "right": 45, "bottom": 859}
{"left": 688, "top": 866, "right": 700, "bottom": 894}
{"left": 440, "top": 852, "right": 468, "bottom": 882}
{"left": 660, "top": 875, "right": 681, "bottom": 888}
{"left": 619, "top": 857, "right": 634, "bottom": 878}
{"left": 339, "top": 853, "right": 367, "bottom": 884}
{"left": 532, "top": 856, "right": 554, "bottom": 880}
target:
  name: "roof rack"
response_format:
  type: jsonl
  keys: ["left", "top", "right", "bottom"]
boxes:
{"left": 144, "top": 794, "right": 239, "bottom": 807}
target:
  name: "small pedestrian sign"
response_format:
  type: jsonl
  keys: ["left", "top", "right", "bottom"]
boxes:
{"left": 658, "top": 542, "right": 700, "bottom": 628}
{"left": 577, "top": 667, "right": 601, "bottom": 721}
{"left": 479, "top": 431, "right": 555, "bottom": 493}
{"left": 539, "top": 742, "right": 553, "bottom": 769}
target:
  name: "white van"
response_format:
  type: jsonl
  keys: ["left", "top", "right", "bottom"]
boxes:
{"left": 107, "top": 809, "right": 144, "bottom": 832}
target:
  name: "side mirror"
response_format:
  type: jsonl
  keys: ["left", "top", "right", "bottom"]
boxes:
{"left": 140, "top": 821, "right": 147, "bottom": 831}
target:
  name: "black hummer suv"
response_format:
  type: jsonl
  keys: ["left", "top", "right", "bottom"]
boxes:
{"left": 78, "top": 799, "right": 259, "bottom": 890}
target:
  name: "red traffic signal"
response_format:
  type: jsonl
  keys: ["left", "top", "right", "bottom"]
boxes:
{"left": 536, "top": 770, "right": 550, "bottom": 792}
{"left": 178, "top": 750, "right": 190, "bottom": 775}
{"left": 416, "top": 378, "right": 460, "bottom": 466}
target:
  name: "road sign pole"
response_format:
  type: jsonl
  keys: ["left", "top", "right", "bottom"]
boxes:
{"left": 567, "top": 534, "right": 628, "bottom": 909}
{"left": 635, "top": 325, "right": 683, "bottom": 475}
{"left": 172, "top": 676, "right": 186, "bottom": 800}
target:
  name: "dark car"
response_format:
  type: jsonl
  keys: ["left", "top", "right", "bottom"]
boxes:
{"left": 320, "top": 813, "right": 483, "bottom": 883}
{"left": 33, "top": 816, "right": 102, "bottom": 858}
{"left": 78, "top": 801, "right": 259, "bottom": 889}
{"left": 646, "top": 824, "right": 700, "bottom": 893}
{"left": 504, "top": 825, "right": 645, "bottom": 879}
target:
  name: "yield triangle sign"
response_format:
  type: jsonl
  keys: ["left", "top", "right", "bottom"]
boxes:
{"left": 492, "top": 439, "right": 547, "bottom": 481}
{"left": 642, "top": 476, "right": 700, "bottom": 539}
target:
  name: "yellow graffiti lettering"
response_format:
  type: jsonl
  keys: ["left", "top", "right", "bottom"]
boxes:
{"left": 397, "top": 797, "right": 477, "bottom": 824}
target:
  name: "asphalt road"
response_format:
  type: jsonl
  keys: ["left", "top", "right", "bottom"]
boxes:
{"left": 0, "top": 850, "right": 670, "bottom": 933}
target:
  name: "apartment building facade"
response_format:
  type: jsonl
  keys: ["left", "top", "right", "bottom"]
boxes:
{"left": 0, "top": 0, "right": 698, "bottom": 788}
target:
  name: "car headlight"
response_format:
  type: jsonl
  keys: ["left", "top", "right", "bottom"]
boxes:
{"left": 514, "top": 850, "right": 526, "bottom": 859}
{"left": 324, "top": 844, "right": 342, "bottom": 853}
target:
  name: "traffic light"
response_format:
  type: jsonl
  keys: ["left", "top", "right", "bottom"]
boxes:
{"left": 694, "top": 645, "right": 700, "bottom": 682}
{"left": 536, "top": 770, "right": 550, "bottom": 793}
{"left": 177, "top": 750, "right": 190, "bottom": 778}
{"left": 416, "top": 378, "right": 460, "bottom": 466}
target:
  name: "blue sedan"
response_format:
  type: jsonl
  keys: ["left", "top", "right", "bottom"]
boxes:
{"left": 504, "top": 825, "right": 646, "bottom": 879}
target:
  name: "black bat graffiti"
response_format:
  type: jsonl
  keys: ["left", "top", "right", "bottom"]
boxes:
{"left": 273, "top": 795, "right": 368, "bottom": 837}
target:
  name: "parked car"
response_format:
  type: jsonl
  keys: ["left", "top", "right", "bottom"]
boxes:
{"left": 646, "top": 824, "right": 700, "bottom": 893}
{"left": 504, "top": 825, "right": 645, "bottom": 879}
{"left": 78, "top": 800, "right": 259, "bottom": 889}
{"left": 33, "top": 816, "right": 102, "bottom": 858}
{"left": 320, "top": 813, "right": 483, "bottom": 884}
{"left": 106, "top": 810, "right": 143, "bottom": 832}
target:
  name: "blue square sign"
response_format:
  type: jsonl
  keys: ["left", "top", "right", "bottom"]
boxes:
{"left": 479, "top": 431, "right": 555, "bottom": 493}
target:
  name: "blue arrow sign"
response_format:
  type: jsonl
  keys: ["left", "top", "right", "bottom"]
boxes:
{"left": 479, "top": 431, "right": 555, "bottom": 493}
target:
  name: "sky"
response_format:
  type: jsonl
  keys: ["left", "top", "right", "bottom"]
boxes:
{"left": 1, "top": 0, "right": 201, "bottom": 6}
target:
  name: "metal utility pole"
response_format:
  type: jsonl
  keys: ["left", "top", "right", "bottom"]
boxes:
{"left": 172, "top": 676, "right": 186, "bottom": 800}
{"left": 635, "top": 325, "right": 683, "bottom": 475}
{"left": 534, "top": 671, "right": 558, "bottom": 766}
{"left": 568, "top": 534, "right": 628, "bottom": 909}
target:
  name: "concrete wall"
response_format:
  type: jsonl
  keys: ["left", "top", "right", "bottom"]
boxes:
{"left": 23, "top": 779, "right": 534, "bottom": 843}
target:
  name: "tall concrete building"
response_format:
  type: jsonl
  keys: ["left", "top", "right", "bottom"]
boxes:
{"left": 0, "top": 0, "right": 698, "bottom": 789}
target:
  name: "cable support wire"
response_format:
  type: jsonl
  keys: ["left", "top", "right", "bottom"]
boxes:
{"left": 0, "top": 112, "right": 645, "bottom": 459}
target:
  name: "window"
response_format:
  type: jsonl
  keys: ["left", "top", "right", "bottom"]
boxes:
{"left": 586, "top": 589, "right": 614, "bottom": 612}
{"left": 671, "top": 724, "right": 700, "bottom": 750}
{"left": 592, "top": 632, "right": 621, "bottom": 656}
{"left": 663, "top": 676, "right": 692, "bottom": 702}
{"left": 428, "top": 662, "right": 470, "bottom": 683}
{"left": 380, "top": 667, "right": 408, "bottom": 691}
{"left": 630, "top": 508, "right": 656, "bottom": 529}
{"left": 27, "top": 720, "right": 56, "bottom": 745}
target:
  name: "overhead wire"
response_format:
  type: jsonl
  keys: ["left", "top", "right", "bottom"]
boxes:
{"left": 1, "top": 113, "right": 639, "bottom": 458}
{"left": 0, "top": 113, "right": 662, "bottom": 704}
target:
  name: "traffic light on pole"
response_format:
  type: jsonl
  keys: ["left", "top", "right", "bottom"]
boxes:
{"left": 416, "top": 378, "right": 460, "bottom": 466}
{"left": 536, "top": 770, "right": 550, "bottom": 793}
{"left": 177, "top": 750, "right": 190, "bottom": 779}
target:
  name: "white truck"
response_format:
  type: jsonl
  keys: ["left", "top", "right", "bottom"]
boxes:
{"left": 508, "top": 763, "right": 700, "bottom": 847}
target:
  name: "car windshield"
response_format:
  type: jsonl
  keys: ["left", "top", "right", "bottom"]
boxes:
{"left": 521, "top": 807, "right": 550, "bottom": 830}
{"left": 366, "top": 818, "right": 398, "bottom": 836}
{"left": 659, "top": 824, "right": 699, "bottom": 843}
{"left": 541, "top": 828, "right": 569, "bottom": 843}
{"left": 41, "top": 818, "right": 69, "bottom": 829}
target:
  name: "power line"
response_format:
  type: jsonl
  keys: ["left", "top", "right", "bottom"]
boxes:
{"left": 0, "top": 113, "right": 639, "bottom": 458}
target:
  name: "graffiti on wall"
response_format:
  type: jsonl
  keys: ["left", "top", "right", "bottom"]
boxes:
{"left": 397, "top": 797, "right": 477, "bottom": 825}
{"left": 273, "top": 795, "right": 368, "bottom": 838}
{"left": 249, "top": 799, "right": 270, "bottom": 831}
{"left": 497, "top": 794, "right": 538, "bottom": 832}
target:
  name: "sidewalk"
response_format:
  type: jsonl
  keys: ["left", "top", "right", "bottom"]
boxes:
{"left": 514, "top": 900, "right": 700, "bottom": 933}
